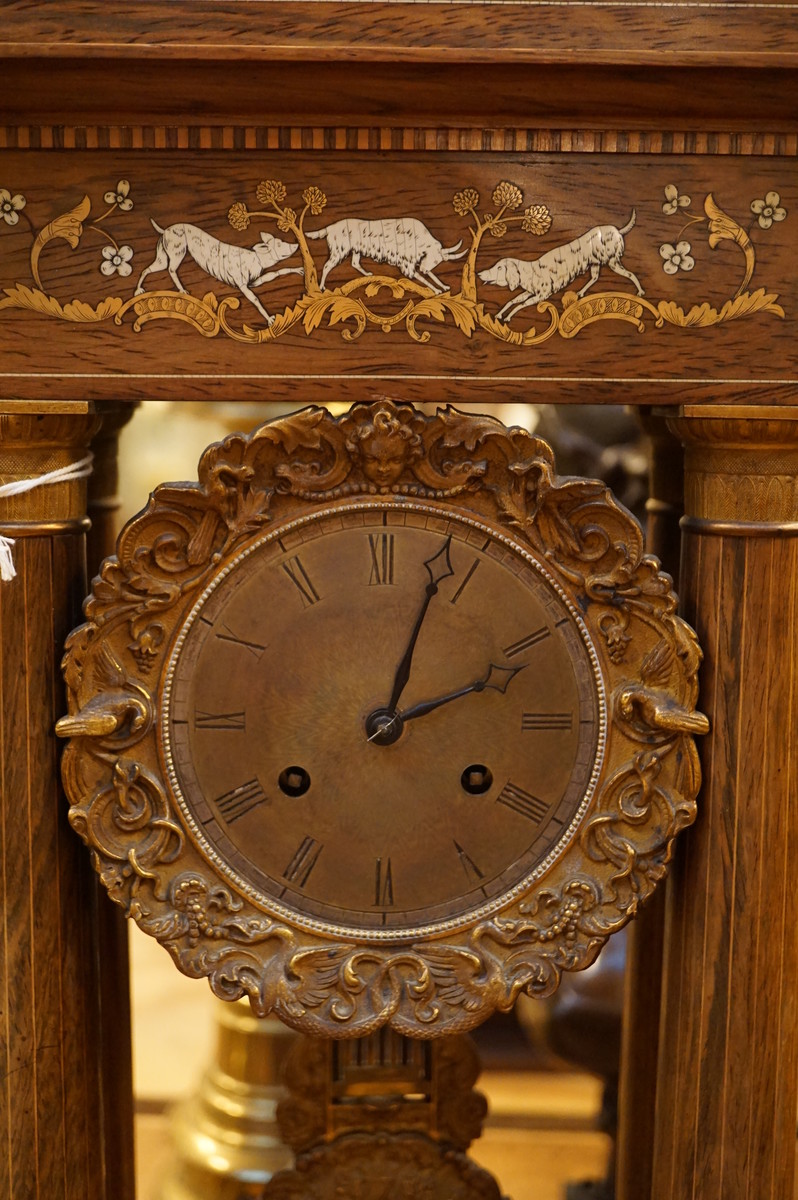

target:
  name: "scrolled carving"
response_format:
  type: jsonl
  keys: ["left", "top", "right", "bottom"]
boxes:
{"left": 66, "top": 757, "right": 182, "bottom": 900}
{"left": 266, "top": 1032, "right": 502, "bottom": 1200}
{"left": 263, "top": 1131, "right": 504, "bottom": 1200}
{"left": 436, "top": 1035, "right": 488, "bottom": 1151}
{"left": 57, "top": 400, "right": 707, "bottom": 1038}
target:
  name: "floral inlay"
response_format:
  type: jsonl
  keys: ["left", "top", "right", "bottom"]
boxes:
{"left": 0, "top": 189, "right": 26, "bottom": 226}
{"left": 0, "top": 175, "right": 788, "bottom": 342}
{"left": 662, "top": 185, "right": 691, "bottom": 215}
{"left": 750, "top": 191, "right": 787, "bottom": 230}
{"left": 659, "top": 241, "right": 695, "bottom": 274}
{"left": 100, "top": 245, "right": 134, "bottom": 277}
{"left": 103, "top": 180, "right": 134, "bottom": 213}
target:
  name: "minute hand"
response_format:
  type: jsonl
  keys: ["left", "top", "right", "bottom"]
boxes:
{"left": 399, "top": 662, "right": 527, "bottom": 724}
{"left": 385, "top": 538, "right": 454, "bottom": 715}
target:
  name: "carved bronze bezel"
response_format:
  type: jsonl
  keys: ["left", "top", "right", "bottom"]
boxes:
{"left": 58, "top": 399, "right": 707, "bottom": 1038}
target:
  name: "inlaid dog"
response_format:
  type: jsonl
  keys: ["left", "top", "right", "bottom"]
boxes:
{"left": 306, "top": 216, "right": 467, "bottom": 292}
{"left": 135, "top": 219, "right": 302, "bottom": 324}
{"left": 479, "top": 211, "right": 644, "bottom": 322}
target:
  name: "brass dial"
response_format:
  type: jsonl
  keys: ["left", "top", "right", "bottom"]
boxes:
{"left": 162, "top": 502, "right": 605, "bottom": 938}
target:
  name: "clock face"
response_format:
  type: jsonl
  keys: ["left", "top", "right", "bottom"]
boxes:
{"left": 161, "top": 502, "right": 605, "bottom": 939}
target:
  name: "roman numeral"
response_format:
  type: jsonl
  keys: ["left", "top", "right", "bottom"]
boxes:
{"left": 449, "top": 557, "right": 481, "bottom": 605}
{"left": 522, "top": 712, "right": 573, "bottom": 731}
{"left": 215, "top": 624, "right": 267, "bottom": 659}
{"left": 497, "top": 782, "right": 549, "bottom": 824}
{"left": 374, "top": 857, "right": 394, "bottom": 907}
{"left": 282, "top": 555, "right": 321, "bottom": 607}
{"left": 194, "top": 710, "right": 246, "bottom": 731}
{"left": 454, "top": 840, "right": 485, "bottom": 883}
{"left": 503, "top": 627, "right": 550, "bottom": 659}
{"left": 283, "top": 836, "right": 323, "bottom": 887}
{"left": 214, "top": 778, "right": 267, "bottom": 823}
{"left": 368, "top": 533, "right": 395, "bottom": 585}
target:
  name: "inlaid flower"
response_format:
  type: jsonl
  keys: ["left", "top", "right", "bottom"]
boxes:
{"left": 256, "top": 179, "right": 287, "bottom": 205}
{"left": 228, "top": 202, "right": 250, "bottom": 231}
{"left": 750, "top": 191, "right": 787, "bottom": 229}
{"left": 302, "top": 186, "right": 327, "bottom": 215}
{"left": 103, "top": 180, "right": 133, "bottom": 211}
{"left": 276, "top": 208, "right": 297, "bottom": 233}
{"left": 662, "top": 184, "right": 691, "bottom": 215}
{"left": 100, "top": 244, "right": 134, "bottom": 277}
{"left": 492, "top": 181, "right": 523, "bottom": 211}
{"left": 659, "top": 241, "right": 695, "bottom": 273}
{"left": 522, "top": 204, "right": 552, "bottom": 236}
{"left": 0, "top": 189, "right": 26, "bottom": 225}
{"left": 453, "top": 188, "right": 479, "bottom": 216}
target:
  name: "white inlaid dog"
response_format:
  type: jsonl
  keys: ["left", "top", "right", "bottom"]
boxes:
{"left": 479, "top": 211, "right": 644, "bottom": 322}
{"left": 306, "top": 216, "right": 467, "bottom": 292}
{"left": 135, "top": 219, "right": 302, "bottom": 324}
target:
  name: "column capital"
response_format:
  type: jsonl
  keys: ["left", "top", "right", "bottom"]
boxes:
{"left": 0, "top": 408, "right": 101, "bottom": 528}
{"left": 665, "top": 405, "right": 798, "bottom": 529}
{"left": 0, "top": 401, "right": 93, "bottom": 415}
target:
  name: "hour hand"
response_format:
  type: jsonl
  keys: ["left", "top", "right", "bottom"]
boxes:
{"left": 400, "top": 662, "right": 527, "bottom": 724}
{"left": 385, "top": 537, "right": 454, "bottom": 716}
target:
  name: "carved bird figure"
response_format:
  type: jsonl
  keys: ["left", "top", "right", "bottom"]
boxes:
{"left": 56, "top": 642, "right": 149, "bottom": 738}
{"left": 616, "top": 641, "right": 709, "bottom": 736}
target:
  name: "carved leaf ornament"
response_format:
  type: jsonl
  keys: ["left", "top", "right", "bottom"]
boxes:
{"left": 57, "top": 400, "right": 708, "bottom": 1038}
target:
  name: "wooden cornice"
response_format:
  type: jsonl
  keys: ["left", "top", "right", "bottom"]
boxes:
{"left": 2, "top": 2, "right": 798, "bottom": 68}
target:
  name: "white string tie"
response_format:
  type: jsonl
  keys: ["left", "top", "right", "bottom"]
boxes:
{"left": 0, "top": 454, "right": 94, "bottom": 581}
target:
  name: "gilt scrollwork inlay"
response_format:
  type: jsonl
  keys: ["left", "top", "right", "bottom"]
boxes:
{"left": 57, "top": 400, "right": 708, "bottom": 1036}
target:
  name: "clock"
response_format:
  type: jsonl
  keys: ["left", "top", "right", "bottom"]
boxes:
{"left": 57, "top": 399, "right": 707, "bottom": 1038}
{"left": 164, "top": 502, "right": 603, "bottom": 937}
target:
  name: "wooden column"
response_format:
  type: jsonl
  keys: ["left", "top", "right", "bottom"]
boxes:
{"left": 87, "top": 402, "right": 137, "bottom": 578}
{"left": 616, "top": 411, "right": 684, "bottom": 1200}
{"left": 653, "top": 406, "right": 798, "bottom": 1200}
{"left": 88, "top": 402, "right": 138, "bottom": 1200}
{"left": 0, "top": 403, "right": 110, "bottom": 1200}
